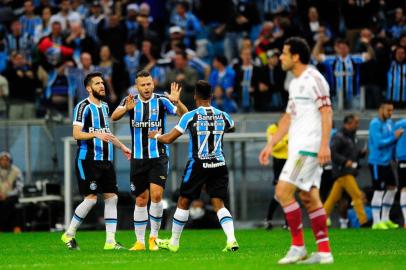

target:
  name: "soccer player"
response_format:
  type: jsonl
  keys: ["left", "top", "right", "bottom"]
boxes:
{"left": 368, "top": 102, "right": 403, "bottom": 229}
{"left": 148, "top": 80, "right": 239, "bottom": 252}
{"left": 61, "top": 72, "right": 131, "bottom": 250}
{"left": 259, "top": 37, "right": 334, "bottom": 264}
{"left": 394, "top": 118, "right": 406, "bottom": 228}
{"left": 111, "top": 70, "right": 188, "bottom": 251}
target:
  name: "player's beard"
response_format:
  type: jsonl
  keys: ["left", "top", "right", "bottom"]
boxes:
{"left": 92, "top": 88, "right": 107, "bottom": 101}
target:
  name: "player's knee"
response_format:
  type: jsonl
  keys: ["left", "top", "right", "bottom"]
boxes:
{"left": 150, "top": 191, "right": 163, "bottom": 203}
{"left": 275, "top": 186, "right": 290, "bottom": 204}
{"left": 85, "top": 194, "right": 97, "bottom": 202}
{"left": 211, "top": 198, "right": 224, "bottom": 212}
{"left": 177, "top": 196, "right": 190, "bottom": 209}
{"left": 136, "top": 196, "right": 148, "bottom": 207}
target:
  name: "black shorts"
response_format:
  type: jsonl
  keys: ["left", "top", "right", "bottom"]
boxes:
{"left": 398, "top": 161, "right": 406, "bottom": 189}
{"left": 369, "top": 164, "right": 397, "bottom": 191}
{"left": 179, "top": 158, "right": 229, "bottom": 201}
{"left": 130, "top": 156, "right": 168, "bottom": 197}
{"left": 75, "top": 158, "right": 117, "bottom": 196}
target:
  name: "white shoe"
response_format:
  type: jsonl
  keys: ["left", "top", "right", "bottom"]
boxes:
{"left": 297, "top": 252, "right": 334, "bottom": 264}
{"left": 278, "top": 246, "right": 307, "bottom": 265}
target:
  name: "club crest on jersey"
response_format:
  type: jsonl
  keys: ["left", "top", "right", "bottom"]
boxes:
{"left": 90, "top": 181, "right": 97, "bottom": 191}
{"left": 130, "top": 183, "right": 136, "bottom": 192}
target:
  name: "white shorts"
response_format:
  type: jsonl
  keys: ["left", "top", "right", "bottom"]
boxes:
{"left": 278, "top": 151, "right": 323, "bottom": 191}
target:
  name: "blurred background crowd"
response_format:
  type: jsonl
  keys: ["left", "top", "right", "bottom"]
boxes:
{"left": 0, "top": 0, "right": 404, "bottom": 120}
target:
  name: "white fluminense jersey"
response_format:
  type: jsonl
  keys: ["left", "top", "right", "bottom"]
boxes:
{"left": 286, "top": 66, "right": 331, "bottom": 156}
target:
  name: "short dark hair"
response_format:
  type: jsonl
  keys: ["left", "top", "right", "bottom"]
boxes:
{"left": 136, "top": 70, "right": 151, "bottom": 79}
{"left": 195, "top": 80, "right": 212, "bottom": 100}
{"left": 284, "top": 37, "right": 311, "bottom": 64}
{"left": 335, "top": 38, "right": 350, "bottom": 47}
{"left": 175, "top": 50, "right": 188, "bottom": 59}
{"left": 214, "top": 55, "right": 228, "bottom": 67}
{"left": 343, "top": 114, "right": 356, "bottom": 124}
{"left": 84, "top": 71, "right": 103, "bottom": 87}
{"left": 379, "top": 100, "right": 393, "bottom": 108}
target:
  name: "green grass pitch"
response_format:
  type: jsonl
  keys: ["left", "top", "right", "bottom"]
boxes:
{"left": 0, "top": 229, "right": 405, "bottom": 269}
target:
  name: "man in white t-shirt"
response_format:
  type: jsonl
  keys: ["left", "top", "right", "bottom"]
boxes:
{"left": 259, "top": 37, "right": 334, "bottom": 265}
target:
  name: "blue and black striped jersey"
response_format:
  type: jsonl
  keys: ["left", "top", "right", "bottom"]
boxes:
{"left": 119, "top": 94, "right": 177, "bottom": 159}
{"left": 387, "top": 61, "right": 406, "bottom": 102}
{"left": 175, "top": 106, "right": 234, "bottom": 161}
{"left": 73, "top": 98, "right": 113, "bottom": 161}
{"left": 322, "top": 54, "right": 365, "bottom": 99}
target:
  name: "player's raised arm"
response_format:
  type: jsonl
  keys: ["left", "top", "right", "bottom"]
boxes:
{"left": 111, "top": 94, "right": 136, "bottom": 121}
{"left": 164, "top": 82, "right": 188, "bottom": 116}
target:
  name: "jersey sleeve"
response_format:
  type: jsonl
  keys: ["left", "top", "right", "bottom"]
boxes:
{"left": 73, "top": 102, "right": 88, "bottom": 127}
{"left": 175, "top": 111, "right": 194, "bottom": 134}
{"left": 223, "top": 112, "right": 235, "bottom": 131}
{"left": 160, "top": 96, "right": 177, "bottom": 115}
{"left": 309, "top": 72, "right": 332, "bottom": 109}
{"left": 117, "top": 97, "right": 127, "bottom": 109}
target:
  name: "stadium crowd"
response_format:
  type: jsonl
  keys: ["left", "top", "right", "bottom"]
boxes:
{"left": 0, "top": 0, "right": 405, "bottom": 119}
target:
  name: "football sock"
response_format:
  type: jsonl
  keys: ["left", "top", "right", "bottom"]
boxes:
{"left": 371, "top": 191, "right": 384, "bottom": 225}
{"left": 104, "top": 195, "right": 118, "bottom": 243}
{"left": 381, "top": 189, "right": 397, "bottom": 222}
{"left": 217, "top": 207, "right": 236, "bottom": 243}
{"left": 401, "top": 191, "right": 406, "bottom": 225}
{"left": 66, "top": 198, "right": 97, "bottom": 237}
{"left": 170, "top": 208, "right": 189, "bottom": 246}
{"left": 283, "top": 201, "right": 304, "bottom": 247}
{"left": 149, "top": 201, "right": 163, "bottom": 238}
{"left": 134, "top": 205, "right": 148, "bottom": 244}
{"left": 309, "top": 207, "right": 331, "bottom": 252}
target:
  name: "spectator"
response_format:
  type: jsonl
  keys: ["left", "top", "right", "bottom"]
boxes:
{"left": 64, "top": 22, "right": 98, "bottom": 66}
{"left": 224, "top": 0, "right": 260, "bottom": 61}
{"left": 255, "top": 49, "right": 286, "bottom": 111}
{"left": 19, "top": 0, "right": 42, "bottom": 37}
{"left": 387, "top": 7, "right": 406, "bottom": 41}
{"left": 71, "top": 0, "right": 88, "bottom": 20}
{"left": 313, "top": 36, "right": 374, "bottom": 110}
{"left": 97, "top": 14, "right": 126, "bottom": 61}
{"left": 134, "top": 14, "right": 159, "bottom": 48}
{"left": 98, "top": 45, "right": 128, "bottom": 104}
{"left": 33, "top": 6, "right": 52, "bottom": 43}
{"left": 50, "top": 0, "right": 81, "bottom": 32}
{"left": 164, "top": 51, "right": 198, "bottom": 109}
{"left": 5, "top": 19, "right": 33, "bottom": 63}
{"left": 263, "top": 0, "right": 291, "bottom": 20}
{"left": 324, "top": 114, "right": 369, "bottom": 228}
{"left": 123, "top": 41, "right": 140, "bottom": 86}
{"left": 48, "top": 20, "right": 64, "bottom": 45}
{"left": 170, "top": 1, "right": 201, "bottom": 50}
{"left": 124, "top": 3, "right": 139, "bottom": 41}
{"left": 211, "top": 85, "right": 237, "bottom": 113}
{"left": 254, "top": 22, "right": 282, "bottom": 65}
{"left": 3, "top": 52, "right": 40, "bottom": 119}
{"left": 0, "top": 151, "right": 23, "bottom": 232}
{"left": 386, "top": 45, "right": 406, "bottom": 107}
{"left": 84, "top": 1, "right": 105, "bottom": 45}
{"left": 233, "top": 47, "right": 259, "bottom": 112}
{"left": 301, "top": 6, "right": 333, "bottom": 49}
{"left": 208, "top": 55, "right": 235, "bottom": 100}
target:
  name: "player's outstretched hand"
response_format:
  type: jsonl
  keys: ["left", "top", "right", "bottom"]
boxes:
{"left": 165, "top": 82, "right": 182, "bottom": 104}
{"left": 125, "top": 94, "right": 136, "bottom": 111}
{"left": 318, "top": 145, "right": 331, "bottom": 165}
{"left": 94, "top": 132, "right": 115, "bottom": 143}
{"left": 121, "top": 145, "right": 132, "bottom": 160}
{"left": 259, "top": 144, "right": 273, "bottom": 166}
{"left": 148, "top": 129, "right": 162, "bottom": 139}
